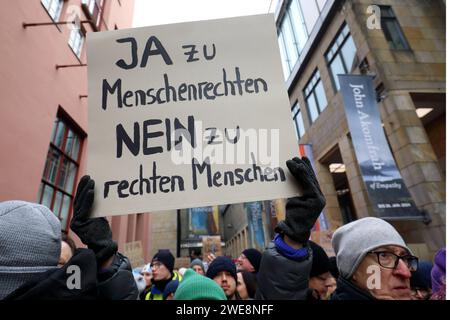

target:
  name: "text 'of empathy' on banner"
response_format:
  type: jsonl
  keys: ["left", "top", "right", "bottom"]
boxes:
{"left": 338, "top": 74, "right": 422, "bottom": 220}
{"left": 87, "top": 14, "right": 300, "bottom": 217}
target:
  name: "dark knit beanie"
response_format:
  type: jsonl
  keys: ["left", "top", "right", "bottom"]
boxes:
{"left": 152, "top": 249, "right": 175, "bottom": 273}
{"left": 328, "top": 256, "right": 339, "bottom": 279}
{"left": 206, "top": 256, "right": 237, "bottom": 281}
{"left": 309, "top": 241, "right": 331, "bottom": 278}
{"left": 242, "top": 248, "right": 262, "bottom": 273}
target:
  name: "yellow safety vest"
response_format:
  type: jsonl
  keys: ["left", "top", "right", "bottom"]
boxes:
{"left": 145, "top": 272, "right": 183, "bottom": 300}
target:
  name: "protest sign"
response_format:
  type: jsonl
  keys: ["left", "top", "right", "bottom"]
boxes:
{"left": 202, "top": 235, "right": 222, "bottom": 257}
{"left": 87, "top": 14, "right": 300, "bottom": 217}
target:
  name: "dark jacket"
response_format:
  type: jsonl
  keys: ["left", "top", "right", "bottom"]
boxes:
{"left": 255, "top": 242, "right": 313, "bottom": 300}
{"left": 4, "top": 249, "right": 138, "bottom": 300}
{"left": 331, "top": 276, "right": 375, "bottom": 300}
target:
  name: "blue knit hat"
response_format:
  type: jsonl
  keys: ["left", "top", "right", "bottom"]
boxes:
{"left": 206, "top": 256, "right": 237, "bottom": 281}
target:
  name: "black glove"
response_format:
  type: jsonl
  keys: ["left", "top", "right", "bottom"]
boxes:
{"left": 275, "top": 157, "right": 326, "bottom": 244}
{"left": 71, "top": 175, "right": 118, "bottom": 263}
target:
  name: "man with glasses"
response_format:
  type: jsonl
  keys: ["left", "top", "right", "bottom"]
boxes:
{"left": 143, "top": 249, "right": 182, "bottom": 300}
{"left": 331, "top": 217, "right": 418, "bottom": 300}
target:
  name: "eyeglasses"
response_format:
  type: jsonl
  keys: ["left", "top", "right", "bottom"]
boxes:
{"left": 368, "top": 251, "right": 419, "bottom": 271}
{"left": 151, "top": 262, "right": 163, "bottom": 269}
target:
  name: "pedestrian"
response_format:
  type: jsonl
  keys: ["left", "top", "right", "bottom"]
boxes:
{"left": 174, "top": 269, "right": 226, "bottom": 300}
{"left": 237, "top": 248, "right": 261, "bottom": 273}
{"left": 143, "top": 249, "right": 182, "bottom": 300}
{"left": 237, "top": 271, "right": 258, "bottom": 300}
{"left": 133, "top": 267, "right": 147, "bottom": 298}
{"left": 430, "top": 248, "right": 446, "bottom": 300}
{"left": 410, "top": 261, "right": 433, "bottom": 300}
{"left": 139, "top": 263, "right": 153, "bottom": 300}
{"left": 256, "top": 157, "right": 326, "bottom": 300}
{"left": 308, "top": 241, "right": 332, "bottom": 300}
{"left": 331, "top": 217, "right": 418, "bottom": 300}
{"left": 206, "top": 256, "right": 241, "bottom": 300}
{"left": 190, "top": 258, "right": 206, "bottom": 275}
{"left": 1, "top": 197, "right": 138, "bottom": 300}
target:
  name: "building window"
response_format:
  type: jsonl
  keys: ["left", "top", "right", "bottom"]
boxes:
{"left": 37, "top": 116, "right": 83, "bottom": 231}
{"left": 379, "top": 6, "right": 410, "bottom": 50}
{"left": 304, "top": 69, "right": 328, "bottom": 123}
{"left": 326, "top": 23, "right": 357, "bottom": 91}
{"left": 41, "top": 0, "right": 64, "bottom": 22}
{"left": 82, "top": 0, "right": 104, "bottom": 29}
{"left": 277, "top": 0, "right": 309, "bottom": 80}
{"left": 68, "top": 27, "right": 85, "bottom": 58}
{"left": 292, "top": 102, "right": 305, "bottom": 140}
{"left": 277, "top": 0, "right": 328, "bottom": 80}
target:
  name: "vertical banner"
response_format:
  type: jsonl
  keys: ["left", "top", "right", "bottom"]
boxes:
{"left": 299, "top": 144, "right": 329, "bottom": 230}
{"left": 338, "top": 75, "right": 422, "bottom": 219}
{"left": 244, "top": 202, "right": 266, "bottom": 251}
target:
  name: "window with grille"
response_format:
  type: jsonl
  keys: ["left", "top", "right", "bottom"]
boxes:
{"left": 37, "top": 116, "right": 83, "bottom": 231}
{"left": 81, "top": 0, "right": 104, "bottom": 30}
{"left": 68, "top": 26, "right": 85, "bottom": 58}
{"left": 292, "top": 102, "right": 306, "bottom": 140}
{"left": 41, "top": 0, "right": 64, "bottom": 22}
{"left": 304, "top": 69, "right": 328, "bottom": 123}
{"left": 326, "top": 23, "right": 358, "bottom": 91}
{"left": 379, "top": 6, "right": 410, "bottom": 50}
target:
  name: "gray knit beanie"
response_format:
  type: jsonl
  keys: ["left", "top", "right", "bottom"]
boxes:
{"left": 0, "top": 201, "right": 61, "bottom": 299}
{"left": 190, "top": 258, "right": 205, "bottom": 273}
{"left": 331, "top": 217, "right": 412, "bottom": 279}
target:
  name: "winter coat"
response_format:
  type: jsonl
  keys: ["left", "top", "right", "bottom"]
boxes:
{"left": 255, "top": 242, "right": 313, "bottom": 300}
{"left": 4, "top": 248, "right": 138, "bottom": 300}
{"left": 331, "top": 276, "right": 375, "bottom": 300}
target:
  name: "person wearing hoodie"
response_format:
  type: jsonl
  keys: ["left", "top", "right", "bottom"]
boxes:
{"left": 331, "top": 217, "right": 418, "bottom": 300}
{"left": 255, "top": 157, "right": 326, "bottom": 300}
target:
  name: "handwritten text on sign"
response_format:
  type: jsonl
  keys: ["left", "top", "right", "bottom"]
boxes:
{"left": 87, "top": 14, "right": 300, "bottom": 217}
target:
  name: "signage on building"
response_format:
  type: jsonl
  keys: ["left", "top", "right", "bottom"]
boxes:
{"left": 339, "top": 75, "right": 423, "bottom": 219}
{"left": 86, "top": 14, "right": 300, "bottom": 217}
{"left": 202, "top": 235, "right": 222, "bottom": 257}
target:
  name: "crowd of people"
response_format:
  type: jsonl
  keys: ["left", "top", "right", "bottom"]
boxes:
{"left": 0, "top": 157, "right": 446, "bottom": 300}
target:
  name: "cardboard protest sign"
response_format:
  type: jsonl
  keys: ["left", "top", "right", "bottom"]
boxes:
{"left": 202, "top": 236, "right": 222, "bottom": 257}
{"left": 123, "top": 241, "right": 145, "bottom": 268}
{"left": 87, "top": 14, "right": 300, "bottom": 217}
{"left": 174, "top": 257, "right": 192, "bottom": 269}
{"left": 310, "top": 230, "right": 335, "bottom": 257}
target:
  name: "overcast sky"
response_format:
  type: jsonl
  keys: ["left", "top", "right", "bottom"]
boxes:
{"left": 133, "top": 0, "right": 278, "bottom": 27}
